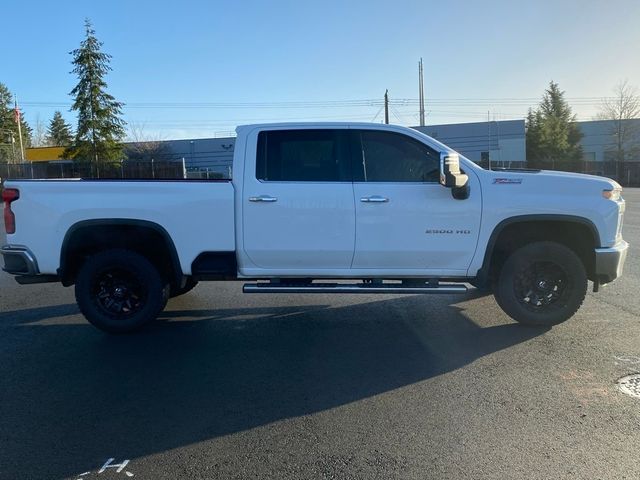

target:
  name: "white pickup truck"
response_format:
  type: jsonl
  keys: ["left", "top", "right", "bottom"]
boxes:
{"left": 1, "top": 123, "right": 629, "bottom": 333}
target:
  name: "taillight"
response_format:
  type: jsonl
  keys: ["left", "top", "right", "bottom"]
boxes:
{"left": 2, "top": 188, "right": 19, "bottom": 234}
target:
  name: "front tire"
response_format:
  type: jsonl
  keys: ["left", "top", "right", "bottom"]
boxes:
{"left": 494, "top": 241, "right": 587, "bottom": 326}
{"left": 75, "top": 249, "right": 169, "bottom": 333}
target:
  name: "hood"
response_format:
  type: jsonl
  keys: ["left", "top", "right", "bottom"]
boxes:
{"left": 483, "top": 168, "right": 621, "bottom": 192}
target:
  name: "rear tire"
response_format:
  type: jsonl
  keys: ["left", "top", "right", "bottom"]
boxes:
{"left": 75, "top": 249, "right": 169, "bottom": 333}
{"left": 493, "top": 241, "right": 587, "bottom": 326}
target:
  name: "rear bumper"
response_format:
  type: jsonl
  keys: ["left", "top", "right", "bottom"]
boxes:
{"left": 595, "top": 240, "right": 629, "bottom": 284}
{"left": 1, "top": 245, "right": 39, "bottom": 275}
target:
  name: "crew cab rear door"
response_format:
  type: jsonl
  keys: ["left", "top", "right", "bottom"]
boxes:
{"left": 350, "top": 128, "right": 481, "bottom": 274}
{"left": 241, "top": 128, "right": 355, "bottom": 270}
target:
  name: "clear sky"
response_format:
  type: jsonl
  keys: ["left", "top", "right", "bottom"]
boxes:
{"left": 4, "top": 0, "right": 640, "bottom": 140}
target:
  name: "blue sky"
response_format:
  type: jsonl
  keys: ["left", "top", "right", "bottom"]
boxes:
{"left": 4, "top": 0, "right": 640, "bottom": 139}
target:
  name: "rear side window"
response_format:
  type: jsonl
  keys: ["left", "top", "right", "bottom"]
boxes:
{"left": 256, "top": 129, "right": 349, "bottom": 182}
{"left": 354, "top": 130, "right": 440, "bottom": 183}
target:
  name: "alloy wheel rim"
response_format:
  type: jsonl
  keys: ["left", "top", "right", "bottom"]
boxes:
{"left": 514, "top": 261, "right": 569, "bottom": 311}
{"left": 92, "top": 267, "right": 146, "bottom": 318}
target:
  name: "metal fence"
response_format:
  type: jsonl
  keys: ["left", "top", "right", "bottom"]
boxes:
{"left": 0, "top": 160, "right": 190, "bottom": 181}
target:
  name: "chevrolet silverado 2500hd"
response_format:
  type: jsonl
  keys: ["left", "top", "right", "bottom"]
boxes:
{"left": 1, "top": 123, "right": 629, "bottom": 333}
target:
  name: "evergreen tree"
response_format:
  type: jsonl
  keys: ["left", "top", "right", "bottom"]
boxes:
{"left": 64, "top": 19, "right": 125, "bottom": 166}
{"left": 46, "top": 111, "right": 74, "bottom": 146}
{"left": 525, "top": 108, "right": 542, "bottom": 162}
{"left": 526, "top": 81, "right": 583, "bottom": 168}
{"left": 0, "top": 83, "right": 32, "bottom": 163}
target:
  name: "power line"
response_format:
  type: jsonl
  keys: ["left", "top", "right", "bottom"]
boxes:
{"left": 370, "top": 105, "right": 385, "bottom": 122}
{"left": 20, "top": 96, "right": 617, "bottom": 109}
{"left": 20, "top": 99, "right": 385, "bottom": 109}
{"left": 389, "top": 105, "right": 407, "bottom": 124}
{"left": 127, "top": 111, "right": 389, "bottom": 125}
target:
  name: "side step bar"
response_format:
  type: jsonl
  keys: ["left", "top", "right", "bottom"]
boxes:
{"left": 243, "top": 282, "right": 468, "bottom": 294}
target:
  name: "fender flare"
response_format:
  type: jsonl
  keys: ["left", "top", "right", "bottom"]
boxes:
{"left": 474, "top": 214, "right": 600, "bottom": 286}
{"left": 58, "top": 218, "right": 182, "bottom": 286}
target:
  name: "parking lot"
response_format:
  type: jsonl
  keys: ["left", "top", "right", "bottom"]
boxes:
{"left": 0, "top": 189, "right": 638, "bottom": 480}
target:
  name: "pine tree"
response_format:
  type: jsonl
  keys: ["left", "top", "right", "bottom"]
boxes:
{"left": 526, "top": 81, "right": 583, "bottom": 168}
{"left": 64, "top": 19, "right": 126, "bottom": 167}
{"left": 46, "top": 111, "right": 74, "bottom": 146}
{"left": 525, "top": 108, "right": 542, "bottom": 162}
{"left": 0, "top": 83, "right": 32, "bottom": 163}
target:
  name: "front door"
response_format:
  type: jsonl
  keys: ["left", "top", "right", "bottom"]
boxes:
{"left": 350, "top": 129, "right": 481, "bottom": 274}
{"left": 242, "top": 128, "right": 355, "bottom": 270}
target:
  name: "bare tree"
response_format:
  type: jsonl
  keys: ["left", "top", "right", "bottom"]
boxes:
{"left": 124, "top": 122, "right": 171, "bottom": 161}
{"left": 597, "top": 80, "right": 640, "bottom": 178}
{"left": 31, "top": 114, "right": 48, "bottom": 147}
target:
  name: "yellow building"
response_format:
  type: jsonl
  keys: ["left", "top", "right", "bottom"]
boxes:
{"left": 25, "top": 146, "right": 66, "bottom": 163}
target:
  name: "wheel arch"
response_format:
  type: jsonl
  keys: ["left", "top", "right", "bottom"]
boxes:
{"left": 475, "top": 214, "right": 600, "bottom": 287}
{"left": 59, "top": 219, "right": 183, "bottom": 288}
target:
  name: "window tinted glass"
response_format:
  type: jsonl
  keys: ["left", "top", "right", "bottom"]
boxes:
{"left": 256, "top": 130, "right": 348, "bottom": 182}
{"left": 356, "top": 130, "right": 440, "bottom": 182}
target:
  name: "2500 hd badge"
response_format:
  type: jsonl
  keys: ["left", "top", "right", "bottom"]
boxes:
{"left": 425, "top": 229, "right": 472, "bottom": 234}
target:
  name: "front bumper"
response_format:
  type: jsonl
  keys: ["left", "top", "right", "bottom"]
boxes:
{"left": 1, "top": 245, "right": 39, "bottom": 275}
{"left": 595, "top": 240, "right": 629, "bottom": 284}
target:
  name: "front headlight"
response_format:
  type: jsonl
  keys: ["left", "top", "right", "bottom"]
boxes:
{"left": 603, "top": 188, "right": 622, "bottom": 201}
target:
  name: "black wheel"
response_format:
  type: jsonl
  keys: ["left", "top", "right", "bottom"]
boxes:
{"left": 494, "top": 241, "right": 587, "bottom": 326}
{"left": 170, "top": 277, "right": 199, "bottom": 298}
{"left": 75, "top": 249, "right": 169, "bottom": 333}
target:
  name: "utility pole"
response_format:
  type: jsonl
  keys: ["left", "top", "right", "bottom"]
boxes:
{"left": 384, "top": 89, "right": 389, "bottom": 124}
{"left": 418, "top": 58, "right": 425, "bottom": 126}
{"left": 486, "top": 111, "right": 492, "bottom": 170}
{"left": 14, "top": 97, "right": 25, "bottom": 162}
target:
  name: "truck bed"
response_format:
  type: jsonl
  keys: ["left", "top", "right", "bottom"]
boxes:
{"left": 5, "top": 179, "right": 236, "bottom": 275}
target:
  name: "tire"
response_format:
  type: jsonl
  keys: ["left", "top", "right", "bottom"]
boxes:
{"left": 75, "top": 249, "right": 169, "bottom": 333}
{"left": 493, "top": 241, "right": 587, "bottom": 327}
{"left": 170, "top": 277, "right": 199, "bottom": 298}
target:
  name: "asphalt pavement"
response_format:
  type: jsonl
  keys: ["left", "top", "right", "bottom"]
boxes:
{"left": 0, "top": 189, "right": 638, "bottom": 480}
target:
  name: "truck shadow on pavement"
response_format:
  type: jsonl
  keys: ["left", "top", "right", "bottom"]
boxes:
{"left": 0, "top": 295, "right": 547, "bottom": 479}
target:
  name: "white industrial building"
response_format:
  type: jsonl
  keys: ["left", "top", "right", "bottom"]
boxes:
{"left": 158, "top": 119, "right": 529, "bottom": 176}
{"left": 412, "top": 120, "right": 526, "bottom": 167}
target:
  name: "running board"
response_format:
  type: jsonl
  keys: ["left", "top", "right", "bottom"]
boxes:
{"left": 243, "top": 282, "right": 468, "bottom": 294}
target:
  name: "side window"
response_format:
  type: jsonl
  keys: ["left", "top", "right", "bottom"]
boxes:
{"left": 256, "top": 129, "right": 349, "bottom": 182}
{"left": 356, "top": 130, "right": 440, "bottom": 183}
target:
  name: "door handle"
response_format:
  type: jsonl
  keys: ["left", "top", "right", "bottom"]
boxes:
{"left": 360, "top": 195, "right": 389, "bottom": 203}
{"left": 249, "top": 195, "right": 278, "bottom": 202}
